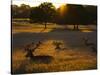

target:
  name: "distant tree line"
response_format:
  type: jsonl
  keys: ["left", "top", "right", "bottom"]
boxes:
{"left": 11, "top": 2, "right": 97, "bottom": 29}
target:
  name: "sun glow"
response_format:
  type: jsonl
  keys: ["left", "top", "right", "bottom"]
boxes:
{"left": 53, "top": 3, "right": 66, "bottom": 8}
{"left": 59, "top": 4, "right": 68, "bottom": 16}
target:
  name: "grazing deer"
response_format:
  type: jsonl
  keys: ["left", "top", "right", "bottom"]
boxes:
{"left": 83, "top": 37, "right": 95, "bottom": 46}
{"left": 53, "top": 41, "right": 62, "bottom": 50}
{"left": 83, "top": 37, "right": 97, "bottom": 53}
{"left": 35, "top": 41, "right": 42, "bottom": 47}
{"left": 25, "top": 41, "right": 54, "bottom": 63}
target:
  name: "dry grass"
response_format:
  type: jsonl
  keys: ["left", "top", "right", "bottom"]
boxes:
{"left": 12, "top": 23, "right": 97, "bottom": 74}
{"left": 12, "top": 40, "right": 97, "bottom": 74}
{"left": 12, "top": 50, "right": 96, "bottom": 74}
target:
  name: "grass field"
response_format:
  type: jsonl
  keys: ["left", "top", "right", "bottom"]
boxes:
{"left": 12, "top": 22, "right": 97, "bottom": 74}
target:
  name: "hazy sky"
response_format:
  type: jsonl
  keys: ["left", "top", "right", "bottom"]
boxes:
{"left": 12, "top": 0, "right": 67, "bottom": 8}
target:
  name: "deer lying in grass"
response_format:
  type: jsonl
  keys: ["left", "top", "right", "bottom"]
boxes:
{"left": 53, "top": 41, "right": 62, "bottom": 50}
{"left": 25, "top": 41, "right": 54, "bottom": 63}
{"left": 83, "top": 37, "right": 97, "bottom": 53}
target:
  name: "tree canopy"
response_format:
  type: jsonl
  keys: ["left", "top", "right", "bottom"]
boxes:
{"left": 12, "top": 3, "right": 97, "bottom": 27}
{"left": 56, "top": 4, "right": 93, "bottom": 25}
{"left": 30, "top": 2, "right": 56, "bottom": 28}
{"left": 12, "top": 4, "right": 30, "bottom": 18}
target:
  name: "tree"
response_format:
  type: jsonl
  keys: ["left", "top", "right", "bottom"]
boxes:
{"left": 84, "top": 5, "right": 97, "bottom": 25}
{"left": 57, "top": 4, "right": 91, "bottom": 30}
{"left": 18, "top": 4, "right": 30, "bottom": 18}
{"left": 11, "top": 4, "right": 31, "bottom": 18}
{"left": 11, "top": 5, "right": 19, "bottom": 18}
{"left": 30, "top": 2, "right": 56, "bottom": 29}
{"left": 30, "top": 7, "right": 43, "bottom": 23}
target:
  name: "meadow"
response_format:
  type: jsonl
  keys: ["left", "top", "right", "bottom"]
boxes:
{"left": 12, "top": 21, "right": 97, "bottom": 74}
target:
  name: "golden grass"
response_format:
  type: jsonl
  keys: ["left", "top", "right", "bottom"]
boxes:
{"left": 12, "top": 23, "right": 57, "bottom": 34}
{"left": 12, "top": 40, "right": 97, "bottom": 74}
{"left": 12, "top": 51, "right": 96, "bottom": 74}
{"left": 12, "top": 23, "right": 94, "bottom": 34}
{"left": 12, "top": 23, "right": 97, "bottom": 74}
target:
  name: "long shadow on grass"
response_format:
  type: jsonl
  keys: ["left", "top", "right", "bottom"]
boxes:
{"left": 12, "top": 28, "right": 97, "bottom": 74}
{"left": 12, "top": 28, "right": 97, "bottom": 51}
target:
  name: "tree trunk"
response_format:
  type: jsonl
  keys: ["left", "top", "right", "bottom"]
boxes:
{"left": 73, "top": 25, "right": 79, "bottom": 30}
{"left": 76, "top": 25, "right": 79, "bottom": 30}
{"left": 44, "top": 22, "right": 47, "bottom": 29}
{"left": 73, "top": 25, "right": 76, "bottom": 30}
